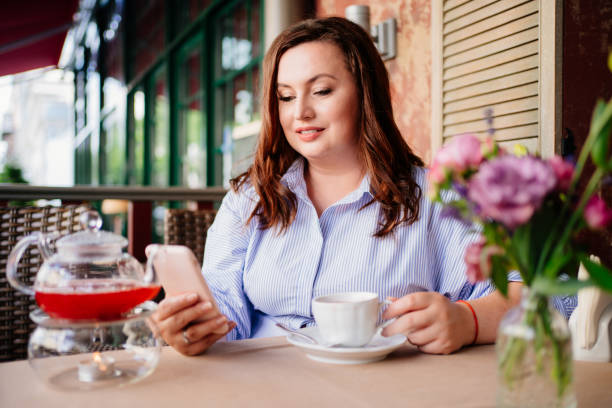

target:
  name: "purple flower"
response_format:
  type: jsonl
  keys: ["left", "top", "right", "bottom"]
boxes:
{"left": 452, "top": 181, "right": 468, "bottom": 198}
{"left": 440, "top": 206, "right": 461, "bottom": 220}
{"left": 467, "top": 155, "right": 556, "bottom": 229}
{"left": 484, "top": 108, "right": 495, "bottom": 136}
{"left": 440, "top": 206, "right": 472, "bottom": 226}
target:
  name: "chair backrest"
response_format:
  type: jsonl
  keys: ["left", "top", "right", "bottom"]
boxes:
{"left": 0, "top": 205, "right": 89, "bottom": 362}
{"left": 164, "top": 208, "right": 217, "bottom": 266}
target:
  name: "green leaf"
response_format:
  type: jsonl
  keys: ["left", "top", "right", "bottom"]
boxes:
{"left": 591, "top": 103, "right": 612, "bottom": 167}
{"left": 490, "top": 257, "right": 509, "bottom": 296}
{"left": 590, "top": 99, "right": 606, "bottom": 129}
{"left": 579, "top": 255, "right": 612, "bottom": 293}
{"left": 446, "top": 199, "right": 467, "bottom": 211}
{"left": 509, "top": 204, "right": 561, "bottom": 282}
{"left": 531, "top": 276, "right": 593, "bottom": 296}
{"left": 482, "top": 223, "right": 498, "bottom": 242}
{"left": 529, "top": 199, "right": 566, "bottom": 276}
{"left": 510, "top": 223, "right": 532, "bottom": 279}
{"left": 590, "top": 99, "right": 612, "bottom": 154}
{"left": 509, "top": 200, "right": 563, "bottom": 281}
{"left": 542, "top": 252, "right": 574, "bottom": 279}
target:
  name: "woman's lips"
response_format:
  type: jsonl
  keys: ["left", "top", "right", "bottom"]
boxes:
{"left": 295, "top": 127, "right": 325, "bottom": 141}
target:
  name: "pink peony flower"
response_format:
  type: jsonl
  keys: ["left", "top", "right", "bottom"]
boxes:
{"left": 548, "top": 156, "right": 574, "bottom": 190}
{"left": 428, "top": 161, "right": 447, "bottom": 185}
{"left": 435, "top": 133, "right": 484, "bottom": 175}
{"left": 464, "top": 237, "right": 505, "bottom": 283}
{"left": 468, "top": 155, "right": 556, "bottom": 229}
{"left": 481, "top": 137, "right": 497, "bottom": 158}
{"left": 584, "top": 196, "right": 612, "bottom": 229}
{"left": 465, "top": 238, "right": 488, "bottom": 283}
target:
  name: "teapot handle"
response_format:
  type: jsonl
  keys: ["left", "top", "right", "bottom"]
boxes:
{"left": 6, "top": 233, "right": 40, "bottom": 296}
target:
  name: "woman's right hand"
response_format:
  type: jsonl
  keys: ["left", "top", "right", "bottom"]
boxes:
{"left": 152, "top": 293, "right": 236, "bottom": 356}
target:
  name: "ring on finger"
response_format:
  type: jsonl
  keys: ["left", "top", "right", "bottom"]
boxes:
{"left": 182, "top": 329, "right": 192, "bottom": 345}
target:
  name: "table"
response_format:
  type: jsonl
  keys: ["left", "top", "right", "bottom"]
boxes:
{"left": 1, "top": 337, "right": 611, "bottom": 407}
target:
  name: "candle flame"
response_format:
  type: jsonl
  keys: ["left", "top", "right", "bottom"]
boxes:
{"left": 92, "top": 352, "right": 108, "bottom": 371}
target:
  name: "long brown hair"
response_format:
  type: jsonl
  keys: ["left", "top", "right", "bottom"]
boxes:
{"left": 231, "top": 17, "right": 424, "bottom": 237}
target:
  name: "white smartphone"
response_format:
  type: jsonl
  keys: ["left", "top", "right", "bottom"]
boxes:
{"left": 146, "top": 244, "right": 228, "bottom": 333}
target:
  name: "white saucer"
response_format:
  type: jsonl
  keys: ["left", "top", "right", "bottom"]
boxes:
{"left": 286, "top": 326, "right": 406, "bottom": 364}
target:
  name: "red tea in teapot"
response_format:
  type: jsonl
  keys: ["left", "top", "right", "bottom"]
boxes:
{"left": 35, "top": 279, "right": 161, "bottom": 320}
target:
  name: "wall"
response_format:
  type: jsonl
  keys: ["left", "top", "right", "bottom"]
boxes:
{"left": 315, "top": 0, "right": 433, "bottom": 163}
{"left": 563, "top": 0, "right": 612, "bottom": 266}
{"left": 265, "top": 0, "right": 312, "bottom": 50}
{"left": 316, "top": 1, "right": 612, "bottom": 263}
{"left": 563, "top": 0, "right": 612, "bottom": 155}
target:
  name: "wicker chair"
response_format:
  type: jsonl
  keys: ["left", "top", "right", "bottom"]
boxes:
{"left": 0, "top": 205, "right": 89, "bottom": 362}
{"left": 164, "top": 208, "right": 217, "bottom": 266}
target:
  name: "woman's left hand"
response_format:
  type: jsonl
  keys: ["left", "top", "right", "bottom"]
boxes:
{"left": 381, "top": 292, "right": 475, "bottom": 354}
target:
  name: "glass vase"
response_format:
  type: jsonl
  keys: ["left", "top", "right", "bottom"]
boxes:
{"left": 496, "top": 288, "right": 576, "bottom": 408}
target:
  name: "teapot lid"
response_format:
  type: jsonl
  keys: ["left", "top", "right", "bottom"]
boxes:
{"left": 56, "top": 211, "right": 128, "bottom": 254}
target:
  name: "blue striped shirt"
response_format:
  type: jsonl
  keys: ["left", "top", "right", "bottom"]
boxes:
{"left": 202, "top": 159, "right": 575, "bottom": 340}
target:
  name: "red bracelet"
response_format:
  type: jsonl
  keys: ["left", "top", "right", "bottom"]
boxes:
{"left": 457, "top": 300, "right": 478, "bottom": 345}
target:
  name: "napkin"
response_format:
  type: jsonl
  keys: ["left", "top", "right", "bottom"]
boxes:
{"left": 569, "top": 256, "right": 612, "bottom": 362}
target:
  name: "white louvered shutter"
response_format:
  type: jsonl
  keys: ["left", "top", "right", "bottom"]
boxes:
{"left": 431, "top": 0, "right": 562, "bottom": 157}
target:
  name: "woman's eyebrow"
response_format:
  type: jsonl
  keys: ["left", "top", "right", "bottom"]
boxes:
{"left": 277, "top": 73, "right": 338, "bottom": 88}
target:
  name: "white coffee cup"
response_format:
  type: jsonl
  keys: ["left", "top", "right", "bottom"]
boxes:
{"left": 311, "top": 292, "right": 392, "bottom": 347}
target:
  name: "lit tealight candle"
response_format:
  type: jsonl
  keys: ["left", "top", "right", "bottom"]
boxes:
{"left": 78, "top": 352, "right": 116, "bottom": 382}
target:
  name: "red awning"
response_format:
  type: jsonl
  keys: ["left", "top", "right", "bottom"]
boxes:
{"left": 0, "top": 0, "right": 79, "bottom": 77}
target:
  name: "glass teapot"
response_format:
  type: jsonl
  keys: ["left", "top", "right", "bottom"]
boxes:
{"left": 6, "top": 211, "right": 160, "bottom": 320}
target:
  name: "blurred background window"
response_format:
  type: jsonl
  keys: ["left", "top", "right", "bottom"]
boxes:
{"left": 0, "top": 0, "right": 265, "bottom": 243}
{"left": 178, "top": 34, "right": 206, "bottom": 188}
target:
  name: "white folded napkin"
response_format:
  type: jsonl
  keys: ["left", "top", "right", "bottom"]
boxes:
{"left": 574, "top": 256, "right": 612, "bottom": 349}
{"left": 569, "top": 256, "right": 612, "bottom": 362}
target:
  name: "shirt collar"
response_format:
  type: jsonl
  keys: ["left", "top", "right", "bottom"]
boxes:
{"left": 280, "top": 158, "right": 308, "bottom": 198}
{"left": 281, "top": 158, "right": 373, "bottom": 205}
{"left": 337, "top": 173, "right": 373, "bottom": 205}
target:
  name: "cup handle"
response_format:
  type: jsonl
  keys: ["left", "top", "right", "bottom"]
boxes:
{"left": 377, "top": 298, "right": 396, "bottom": 332}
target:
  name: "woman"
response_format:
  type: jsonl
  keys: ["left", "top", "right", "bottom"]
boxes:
{"left": 152, "top": 17, "right": 527, "bottom": 356}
